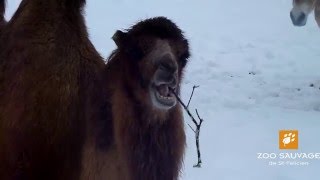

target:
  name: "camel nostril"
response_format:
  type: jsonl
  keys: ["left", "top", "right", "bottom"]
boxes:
{"left": 158, "top": 56, "right": 178, "bottom": 72}
{"left": 290, "top": 11, "right": 307, "bottom": 26}
{"left": 297, "top": 13, "right": 306, "bottom": 23}
{"left": 154, "top": 72, "right": 178, "bottom": 88}
{"left": 168, "top": 75, "right": 178, "bottom": 88}
{"left": 159, "top": 63, "right": 177, "bottom": 74}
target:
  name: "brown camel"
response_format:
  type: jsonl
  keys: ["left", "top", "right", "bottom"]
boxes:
{"left": 0, "top": 1, "right": 189, "bottom": 179}
{"left": 290, "top": 0, "right": 320, "bottom": 27}
{"left": 0, "top": 0, "right": 105, "bottom": 179}
{"left": 81, "top": 17, "right": 190, "bottom": 180}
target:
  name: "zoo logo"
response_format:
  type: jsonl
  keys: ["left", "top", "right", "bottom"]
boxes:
{"left": 279, "top": 130, "right": 298, "bottom": 150}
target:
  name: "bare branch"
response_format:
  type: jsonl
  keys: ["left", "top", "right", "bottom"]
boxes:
{"left": 188, "top": 123, "right": 196, "bottom": 133}
{"left": 172, "top": 89, "right": 198, "bottom": 126}
{"left": 171, "top": 86, "right": 204, "bottom": 168}
{"left": 195, "top": 109, "right": 204, "bottom": 124}
{"left": 187, "top": 85, "right": 200, "bottom": 108}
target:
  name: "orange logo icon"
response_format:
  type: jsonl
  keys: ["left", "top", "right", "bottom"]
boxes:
{"left": 279, "top": 130, "right": 298, "bottom": 150}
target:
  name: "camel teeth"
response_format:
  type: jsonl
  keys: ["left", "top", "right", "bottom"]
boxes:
{"left": 158, "top": 94, "right": 173, "bottom": 100}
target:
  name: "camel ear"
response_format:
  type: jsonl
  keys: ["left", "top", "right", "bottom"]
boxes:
{"left": 315, "top": 1, "right": 320, "bottom": 27}
{"left": 112, "top": 30, "right": 127, "bottom": 48}
{"left": 112, "top": 30, "right": 143, "bottom": 60}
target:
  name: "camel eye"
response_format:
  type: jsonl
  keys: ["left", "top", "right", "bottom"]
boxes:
{"left": 177, "top": 40, "right": 190, "bottom": 67}
{"left": 179, "top": 52, "right": 189, "bottom": 68}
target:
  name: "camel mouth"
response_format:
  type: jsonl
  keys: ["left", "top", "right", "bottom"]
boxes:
{"left": 150, "top": 83, "right": 177, "bottom": 109}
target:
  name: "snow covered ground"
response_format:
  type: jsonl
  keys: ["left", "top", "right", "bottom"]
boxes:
{"left": 6, "top": 0, "right": 320, "bottom": 179}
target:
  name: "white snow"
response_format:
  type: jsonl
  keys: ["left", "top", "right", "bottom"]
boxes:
{"left": 5, "top": 0, "right": 320, "bottom": 179}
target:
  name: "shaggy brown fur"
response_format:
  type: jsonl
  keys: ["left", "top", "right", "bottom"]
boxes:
{"left": 0, "top": 0, "right": 105, "bottom": 179}
{"left": 81, "top": 17, "right": 190, "bottom": 180}
{"left": 0, "top": 0, "right": 5, "bottom": 34}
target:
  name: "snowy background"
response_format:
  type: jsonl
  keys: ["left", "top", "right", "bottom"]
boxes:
{"left": 5, "top": 0, "right": 320, "bottom": 179}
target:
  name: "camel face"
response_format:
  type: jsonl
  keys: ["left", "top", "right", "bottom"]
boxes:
{"left": 147, "top": 40, "right": 179, "bottom": 110}
{"left": 110, "top": 17, "right": 190, "bottom": 113}
{"left": 290, "top": 0, "right": 315, "bottom": 26}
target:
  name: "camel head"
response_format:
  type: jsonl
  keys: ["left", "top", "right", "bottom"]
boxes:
{"left": 290, "top": 0, "right": 316, "bottom": 26}
{"left": 112, "top": 17, "right": 190, "bottom": 111}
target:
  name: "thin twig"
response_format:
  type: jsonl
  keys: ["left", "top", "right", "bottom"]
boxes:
{"left": 171, "top": 90, "right": 198, "bottom": 125}
{"left": 187, "top": 85, "right": 199, "bottom": 108}
{"left": 194, "top": 110, "right": 203, "bottom": 168}
{"left": 195, "top": 109, "right": 204, "bottom": 125}
{"left": 188, "top": 123, "right": 196, "bottom": 133}
{"left": 171, "top": 87, "right": 204, "bottom": 168}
